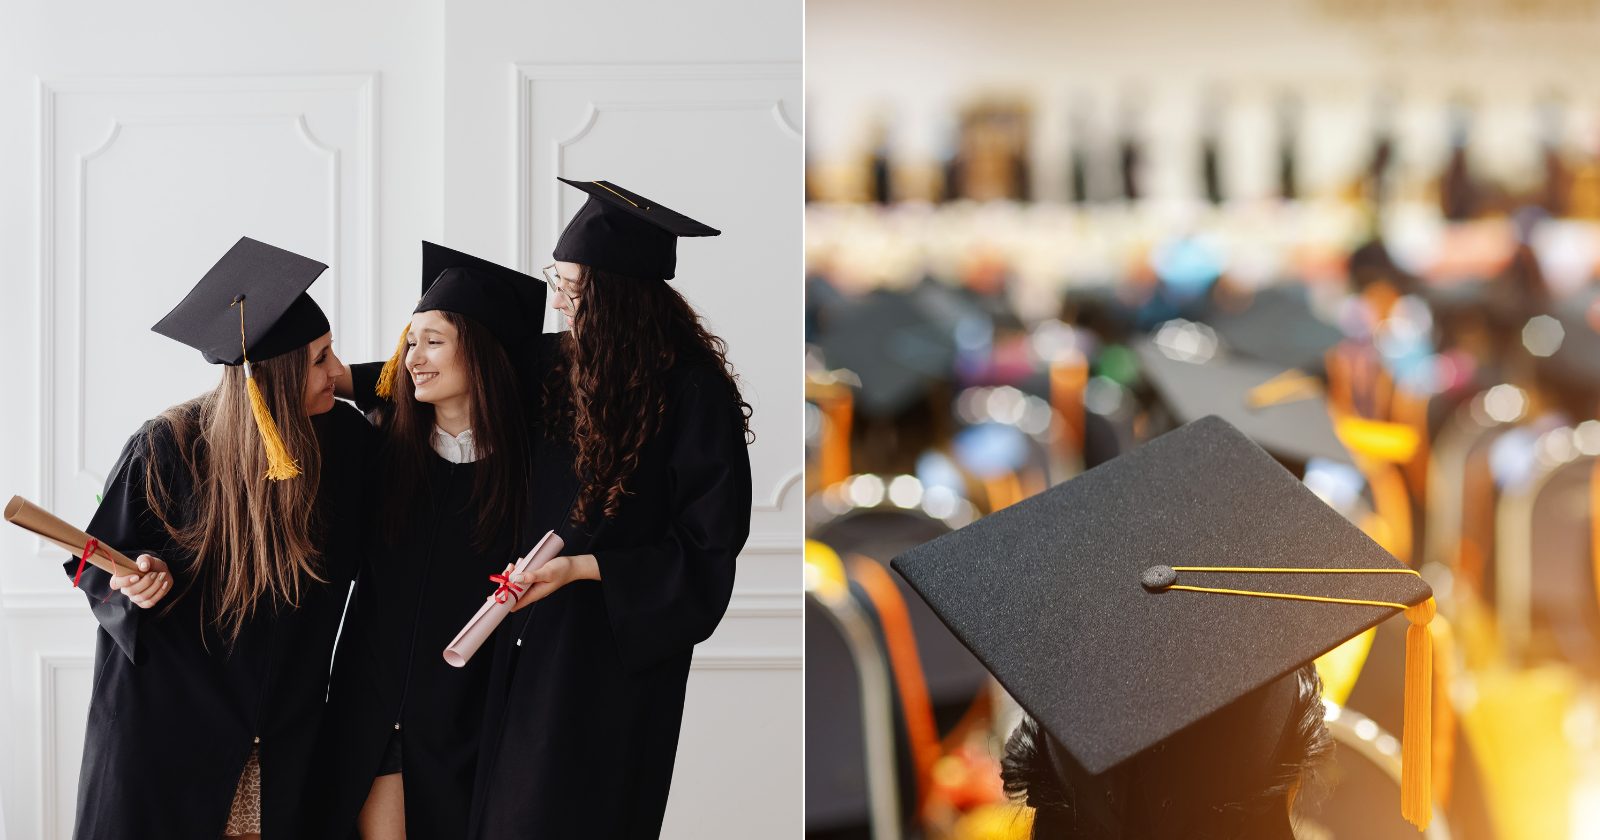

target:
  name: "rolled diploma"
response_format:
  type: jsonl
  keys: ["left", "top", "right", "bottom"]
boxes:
{"left": 443, "top": 529, "right": 565, "bottom": 668}
{"left": 5, "top": 495, "right": 141, "bottom": 576}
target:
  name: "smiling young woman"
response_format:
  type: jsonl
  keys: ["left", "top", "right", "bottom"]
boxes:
{"left": 311, "top": 246, "right": 542, "bottom": 840}
{"left": 64, "top": 238, "right": 372, "bottom": 840}
{"left": 331, "top": 179, "right": 754, "bottom": 839}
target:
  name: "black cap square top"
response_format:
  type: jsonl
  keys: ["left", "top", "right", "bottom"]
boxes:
{"left": 151, "top": 236, "right": 329, "bottom": 366}
{"left": 552, "top": 177, "right": 720, "bottom": 281}
{"left": 891, "top": 416, "right": 1430, "bottom": 778}
{"left": 1137, "top": 341, "right": 1350, "bottom": 466}
{"left": 414, "top": 242, "right": 545, "bottom": 351}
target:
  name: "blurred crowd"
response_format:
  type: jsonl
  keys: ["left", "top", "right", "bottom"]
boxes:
{"left": 803, "top": 88, "right": 1600, "bottom": 840}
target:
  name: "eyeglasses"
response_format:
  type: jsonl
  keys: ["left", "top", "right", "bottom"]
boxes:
{"left": 541, "top": 264, "right": 578, "bottom": 304}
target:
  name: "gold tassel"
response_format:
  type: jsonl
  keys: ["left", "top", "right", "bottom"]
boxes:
{"left": 247, "top": 365, "right": 301, "bottom": 480}
{"left": 231, "top": 295, "right": 300, "bottom": 481}
{"left": 374, "top": 321, "right": 411, "bottom": 399}
{"left": 1401, "top": 597, "right": 1436, "bottom": 831}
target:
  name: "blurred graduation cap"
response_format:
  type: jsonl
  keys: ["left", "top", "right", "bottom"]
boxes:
{"left": 151, "top": 236, "right": 331, "bottom": 479}
{"left": 553, "top": 178, "right": 719, "bottom": 281}
{"left": 1136, "top": 340, "right": 1351, "bottom": 467}
{"left": 891, "top": 416, "right": 1437, "bottom": 831}
{"left": 813, "top": 290, "right": 957, "bottom": 418}
{"left": 374, "top": 242, "right": 546, "bottom": 399}
{"left": 1198, "top": 285, "right": 1345, "bottom": 374}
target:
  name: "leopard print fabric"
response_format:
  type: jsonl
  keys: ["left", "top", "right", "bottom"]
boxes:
{"left": 223, "top": 746, "right": 262, "bottom": 836}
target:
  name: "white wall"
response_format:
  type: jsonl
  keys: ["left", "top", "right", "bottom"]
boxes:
{"left": 0, "top": 1, "right": 801, "bottom": 838}
{"left": 807, "top": 0, "right": 1600, "bottom": 202}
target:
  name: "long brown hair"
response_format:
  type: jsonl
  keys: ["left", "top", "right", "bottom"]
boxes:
{"left": 145, "top": 347, "right": 325, "bottom": 644}
{"left": 380, "top": 311, "right": 529, "bottom": 549}
{"left": 542, "top": 266, "right": 753, "bottom": 525}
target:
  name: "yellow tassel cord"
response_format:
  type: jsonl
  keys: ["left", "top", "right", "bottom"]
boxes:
{"left": 1245, "top": 370, "right": 1322, "bottom": 410}
{"left": 232, "top": 296, "right": 300, "bottom": 481}
{"left": 246, "top": 370, "right": 301, "bottom": 480}
{"left": 1402, "top": 597, "right": 1436, "bottom": 832}
{"left": 373, "top": 321, "right": 411, "bottom": 399}
{"left": 1162, "top": 566, "right": 1435, "bottom": 831}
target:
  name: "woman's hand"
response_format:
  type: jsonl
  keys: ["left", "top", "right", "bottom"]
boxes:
{"left": 109, "top": 554, "right": 173, "bottom": 609}
{"left": 507, "top": 554, "right": 600, "bottom": 612}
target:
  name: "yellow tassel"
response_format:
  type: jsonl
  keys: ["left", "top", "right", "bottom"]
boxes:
{"left": 1401, "top": 597, "right": 1436, "bottom": 831}
{"left": 374, "top": 321, "right": 411, "bottom": 400}
{"left": 246, "top": 368, "right": 301, "bottom": 480}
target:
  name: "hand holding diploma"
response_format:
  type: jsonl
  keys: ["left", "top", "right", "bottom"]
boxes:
{"left": 4, "top": 495, "right": 140, "bottom": 577}
{"left": 443, "top": 529, "right": 565, "bottom": 667}
{"left": 109, "top": 555, "right": 173, "bottom": 609}
{"left": 504, "top": 553, "right": 600, "bottom": 613}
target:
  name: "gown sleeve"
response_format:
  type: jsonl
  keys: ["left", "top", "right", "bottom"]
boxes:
{"left": 347, "top": 361, "right": 387, "bottom": 414}
{"left": 61, "top": 422, "right": 181, "bottom": 665}
{"left": 590, "top": 367, "right": 753, "bottom": 673}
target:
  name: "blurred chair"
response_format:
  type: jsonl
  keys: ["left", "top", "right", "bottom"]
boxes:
{"left": 808, "top": 478, "right": 991, "bottom": 735}
{"left": 1426, "top": 398, "right": 1520, "bottom": 624}
{"left": 805, "top": 541, "right": 902, "bottom": 840}
{"left": 1295, "top": 701, "right": 1456, "bottom": 840}
{"left": 1495, "top": 447, "right": 1600, "bottom": 674}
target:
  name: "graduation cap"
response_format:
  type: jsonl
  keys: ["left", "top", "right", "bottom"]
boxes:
{"left": 891, "top": 416, "right": 1438, "bottom": 831}
{"left": 1136, "top": 340, "right": 1351, "bottom": 467}
{"left": 812, "top": 290, "right": 957, "bottom": 418}
{"left": 151, "top": 237, "right": 330, "bottom": 480}
{"left": 152, "top": 237, "right": 330, "bottom": 367}
{"left": 373, "top": 242, "right": 545, "bottom": 399}
{"left": 1198, "top": 285, "right": 1346, "bottom": 374}
{"left": 552, "top": 178, "right": 719, "bottom": 281}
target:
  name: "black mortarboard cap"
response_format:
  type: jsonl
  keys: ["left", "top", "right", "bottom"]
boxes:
{"left": 415, "top": 242, "right": 544, "bottom": 350}
{"left": 1136, "top": 340, "right": 1351, "bottom": 466}
{"left": 552, "top": 178, "right": 719, "bottom": 280}
{"left": 1199, "top": 285, "right": 1345, "bottom": 374}
{"left": 814, "top": 290, "right": 956, "bottom": 418}
{"left": 891, "top": 416, "right": 1437, "bottom": 828}
{"left": 151, "top": 237, "right": 329, "bottom": 365}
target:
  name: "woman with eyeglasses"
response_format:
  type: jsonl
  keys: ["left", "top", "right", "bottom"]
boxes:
{"left": 471, "top": 178, "right": 753, "bottom": 839}
{"left": 335, "top": 179, "right": 752, "bottom": 839}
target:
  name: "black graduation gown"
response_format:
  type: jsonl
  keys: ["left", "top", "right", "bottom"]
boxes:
{"left": 64, "top": 400, "right": 371, "bottom": 840}
{"left": 467, "top": 337, "right": 753, "bottom": 839}
{"left": 315, "top": 449, "right": 520, "bottom": 840}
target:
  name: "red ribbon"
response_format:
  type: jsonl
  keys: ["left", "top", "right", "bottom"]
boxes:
{"left": 489, "top": 572, "right": 524, "bottom": 605}
{"left": 72, "top": 538, "right": 100, "bottom": 589}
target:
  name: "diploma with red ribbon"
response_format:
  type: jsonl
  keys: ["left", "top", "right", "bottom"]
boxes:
{"left": 443, "top": 529, "right": 565, "bottom": 667}
{"left": 5, "top": 495, "right": 141, "bottom": 580}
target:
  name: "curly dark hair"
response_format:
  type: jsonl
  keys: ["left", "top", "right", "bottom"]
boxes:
{"left": 542, "top": 265, "right": 753, "bottom": 526}
{"left": 1001, "top": 664, "right": 1332, "bottom": 839}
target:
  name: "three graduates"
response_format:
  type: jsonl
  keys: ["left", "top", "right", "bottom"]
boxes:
{"left": 67, "top": 175, "right": 754, "bottom": 839}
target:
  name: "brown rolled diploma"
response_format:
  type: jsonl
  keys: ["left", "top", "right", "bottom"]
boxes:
{"left": 5, "top": 495, "right": 142, "bottom": 576}
{"left": 443, "top": 529, "right": 565, "bottom": 668}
